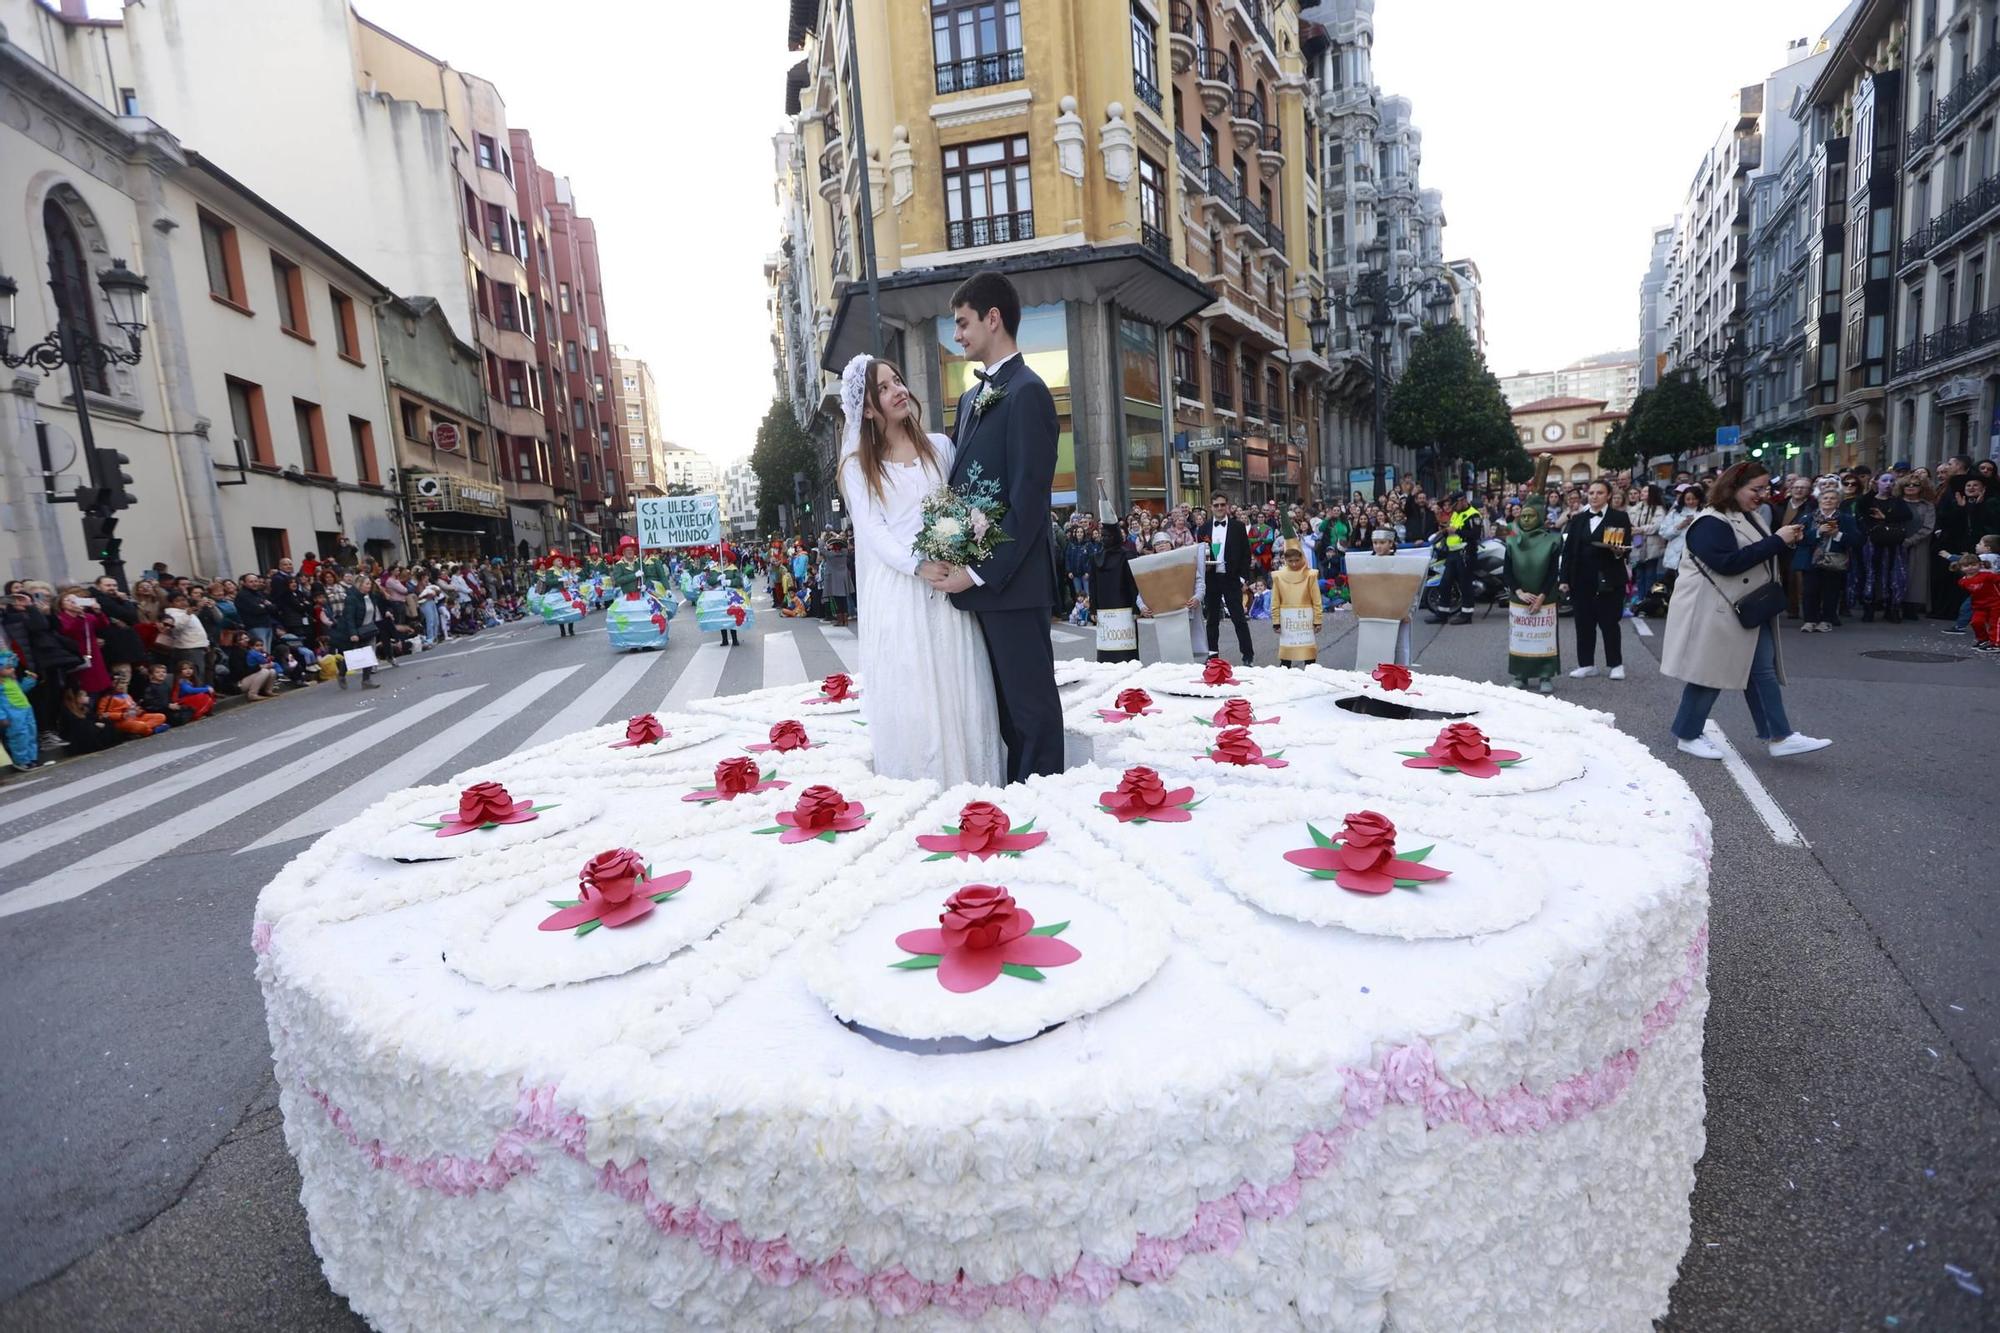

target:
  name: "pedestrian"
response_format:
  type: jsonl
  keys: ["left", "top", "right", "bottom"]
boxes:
{"left": 56, "top": 591, "right": 113, "bottom": 698}
{"left": 1199, "top": 492, "right": 1254, "bottom": 665}
{"left": 0, "top": 647, "right": 42, "bottom": 771}
{"left": 1956, "top": 551, "right": 2000, "bottom": 651}
{"left": 1796, "top": 485, "right": 1861, "bottom": 632}
{"left": 57, "top": 683, "right": 123, "bottom": 754}
{"left": 1661, "top": 461, "right": 1830, "bottom": 760}
{"left": 1627, "top": 484, "right": 1668, "bottom": 615}
{"left": 1559, "top": 481, "right": 1632, "bottom": 680}
{"left": 331, "top": 574, "right": 382, "bottom": 690}
{"left": 159, "top": 591, "right": 210, "bottom": 683}
{"left": 821, "top": 533, "right": 854, "bottom": 627}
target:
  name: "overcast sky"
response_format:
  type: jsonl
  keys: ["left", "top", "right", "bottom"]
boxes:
{"left": 92, "top": 0, "right": 1855, "bottom": 457}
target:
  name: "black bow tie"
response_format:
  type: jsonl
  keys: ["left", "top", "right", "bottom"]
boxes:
{"left": 974, "top": 368, "right": 994, "bottom": 383}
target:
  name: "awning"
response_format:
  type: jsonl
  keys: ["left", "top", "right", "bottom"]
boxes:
{"left": 820, "top": 242, "right": 1218, "bottom": 373}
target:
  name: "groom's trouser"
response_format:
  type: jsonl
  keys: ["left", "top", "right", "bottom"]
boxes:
{"left": 1205, "top": 570, "right": 1254, "bottom": 662}
{"left": 976, "top": 607, "right": 1065, "bottom": 783}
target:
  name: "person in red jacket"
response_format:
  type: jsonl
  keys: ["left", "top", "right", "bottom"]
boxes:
{"left": 1956, "top": 551, "right": 2000, "bottom": 651}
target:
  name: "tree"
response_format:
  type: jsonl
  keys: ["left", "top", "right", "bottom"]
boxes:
{"left": 660, "top": 481, "right": 701, "bottom": 497}
{"left": 1385, "top": 322, "right": 1520, "bottom": 491}
{"left": 1622, "top": 374, "right": 1721, "bottom": 476}
{"left": 752, "top": 397, "right": 817, "bottom": 534}
{"left": 1596, "top": 418, "right": 1640, "bottom": 475}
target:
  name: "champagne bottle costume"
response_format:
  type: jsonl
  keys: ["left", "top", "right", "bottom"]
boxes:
{"left": 0, "top": 649, "right": 38, "bottom": 768}
{"left": 1270, "top": 536, "right": 1324, "bottom": 665}
{"left": 605, "top": 547, "right": 673, "bottom": 651}
{"left": 1093, "top": 523, "right": 1140, "bottom": 663}
{"left": 1504, "top": 494, "right": 1564, "bottom": 690}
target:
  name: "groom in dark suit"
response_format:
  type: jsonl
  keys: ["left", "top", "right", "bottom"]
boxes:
{"left": 923, "top": 270, "right": 1063, "bottom": 782}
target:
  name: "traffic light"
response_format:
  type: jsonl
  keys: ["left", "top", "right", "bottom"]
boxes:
{"left": 94, "top": 448, "right": 137, "bottom": 511}
{"left": 81, "top": 510, "right": 120, "bottom": 563}
{"left": 1749, "top": 443, "right": 1766, "bottom": 460}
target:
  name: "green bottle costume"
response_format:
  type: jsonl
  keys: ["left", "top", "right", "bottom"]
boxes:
{"left": 1504, "top": 500, "right": 1564, "bottom": 687}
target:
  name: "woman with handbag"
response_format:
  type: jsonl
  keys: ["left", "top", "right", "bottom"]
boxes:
{"left": 1796, "top": 486, "right": 1861, "bottom": 632}
{"left": 1660, "top": 462, "right": 1830, "bottom": 761}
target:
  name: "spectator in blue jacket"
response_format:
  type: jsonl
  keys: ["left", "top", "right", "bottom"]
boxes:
{"left": 1796, "top": 484, "right": 1862, "bottom": 632}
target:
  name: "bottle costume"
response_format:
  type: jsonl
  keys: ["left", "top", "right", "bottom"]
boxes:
{"left": 605, "top": 540, "right": 673, "bottom": 651}
{"left": 1092, "top": 522, "right": 1140, "bottom": 663}
{"left": 1504, "top": 495, "right": 1564, "bottom": 692}
{"left": 1270, "top": 537, "right": 1323, "bottom": 667}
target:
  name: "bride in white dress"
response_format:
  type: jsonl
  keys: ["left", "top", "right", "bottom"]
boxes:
{"left": 837, "top": 354, "right": 1004, "bottom": 787}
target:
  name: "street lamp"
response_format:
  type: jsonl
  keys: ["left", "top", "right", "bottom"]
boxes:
{"left": 1321, "top": 253, "right": 1452, "bottom": 501}
{"left": 0, "top": 257, "right": 152, "bottom": 587}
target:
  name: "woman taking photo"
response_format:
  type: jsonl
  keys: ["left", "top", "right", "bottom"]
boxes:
{"left": 1655, "top": 486, "right": 1704, "bottom": 602}
{"left": 1661, "top": 462, "right": 1831, "bottom": 761}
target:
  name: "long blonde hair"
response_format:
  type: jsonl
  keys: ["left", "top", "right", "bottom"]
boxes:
{"left": 848, "top": 358, "right": 939, "bottom": 509}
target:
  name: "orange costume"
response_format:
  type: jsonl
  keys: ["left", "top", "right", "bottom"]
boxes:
{"left": 98, "top": 690, "right": 167, "bottom": 735}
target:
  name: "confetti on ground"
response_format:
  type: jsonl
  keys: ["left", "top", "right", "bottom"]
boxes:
{"left": 1948, "top": 1003, "right": 1964, "bottom": 1012}
{"left": 1944, "top": 1264, "right": 1983, "bottom": 1297}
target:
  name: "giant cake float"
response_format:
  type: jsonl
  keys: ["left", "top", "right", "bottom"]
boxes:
{"left": 255, "top": 665, "right": 1711, "bottom": 1331}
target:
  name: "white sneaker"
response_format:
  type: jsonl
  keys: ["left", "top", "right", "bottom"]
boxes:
{"left": 1676, "top": 735, "right": 1725, "bottom": 760}
{"left": 1769, "top": 733, "right": 1832, "bottom": 757}
{"left": 1609, "top": 665, "right": 1626, "bottom": 680}
{"left": 1569, "top": 666, "right": 1601, "bottom": 678}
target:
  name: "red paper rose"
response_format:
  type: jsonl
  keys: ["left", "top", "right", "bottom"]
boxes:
{"left": 428, "top": 781, "right": 541, "bottom": 836}
{"left": 1400, "top": 723, "right": 1524, "bottom": 779}
{"left": 806, "top": 673, "right": 855, "bottom": 703}
{"left": 538, "top": 848, "right": 691, "bottom": 933}
{"left": 1203, "top": 726, "right": 1287, "bottom": 768}
{"left": 1202, "top": 656, "right": 1237, "bottom": 686}
{"left": 681, "top": 757, "right": 787, "bottom": 804}
{"left": 958, "top": 801, "right": 1011, "bottom": 852}
{"left": 581, "top": 848, "right": 649, "bottom": 905}
{"left": 764, "top": 784, "right": 869, "bottom": 844}
{"left": 1097, "top": 765, "right": 1199, "bottom": 823}
{"left": 1282, "top": 809, "right": 1451, "bottom": 895}
{"left": 893, "top": 886, "right": 1083, "bottom": 993}
{"left": 914, "top": 800, "right": 1048, "bottom": 860}
{"left": 748, "top": 719, "right": 813, "bottom": 753}
{"left": 610, "top": 713, "right": 666, "bottom": 748}
{"left": 1371, "top": 662, "right": 1412, "bottom": 692}
{"left": 1097, "top": 686, "right": 1161, "bottom": 723}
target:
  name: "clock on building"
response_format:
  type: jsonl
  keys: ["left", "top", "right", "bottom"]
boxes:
{"left": 1542, "top": 422, "right": 1565, "bottom": 443}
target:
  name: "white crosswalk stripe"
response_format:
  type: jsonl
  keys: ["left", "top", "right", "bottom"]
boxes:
{"left": 0, "top": 738, "right": 225, "bottom": 821}
{"left": 240, "top": 670, "right": 583, "bottom": 852}
{"left": 0, "top": 688, "right": 482, "bottom": 919}
{"left": 0, "top": 714, "right": 356, "bottom": 878}
{"left": 761, "top": 630, "right": 809, "bottom": 688}
{"left": 517, "top": 652, "right": 661, "bottom": 752}
{"left": 659, "top": 641, "right": 731, "bottom": 712}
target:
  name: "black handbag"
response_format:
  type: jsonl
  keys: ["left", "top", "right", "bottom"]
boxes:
{"left": 1690, "top": 516, "right": 1788, "bottom": 629}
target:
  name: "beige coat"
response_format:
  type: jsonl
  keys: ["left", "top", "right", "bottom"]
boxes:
{"left": 1660, "top": 509, "right": 1787, "bottom": 691}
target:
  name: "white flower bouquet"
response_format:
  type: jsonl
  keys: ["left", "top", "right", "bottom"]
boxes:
{"left": 911, "top": 463, "right": 1011, "bottom": 567}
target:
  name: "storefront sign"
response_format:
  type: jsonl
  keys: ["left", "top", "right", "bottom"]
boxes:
{"left": 432, "top": 422, "right": 461, "bottom": 452}
{"left": 407, "top": 473, "right": 505, "bottom": 517}
{"left": 1179, "top": 459, "right": 1201, "bottom": 483}
{"left": 636, "top": 493, "right": 723, "bottom": 547}
{"left": 1186, "top": 433, "right": 1230, "bottom": 453}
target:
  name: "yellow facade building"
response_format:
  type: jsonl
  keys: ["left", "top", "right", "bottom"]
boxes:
{"left": 771, "top": 0, "right": 1330, "bottom": 516}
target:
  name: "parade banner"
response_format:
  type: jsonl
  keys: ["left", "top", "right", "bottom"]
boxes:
{"left": 636, "top": 494, "right": 722, "bottom": 548}
{"left": 1508, "top": 604, "right": 1559, "bottom": 659}
{"left": 1278, "top": 606, "right": 1316, "bottom": 649}
{"left": 1095, "top": 607, "right": 1138, "bottom": 653}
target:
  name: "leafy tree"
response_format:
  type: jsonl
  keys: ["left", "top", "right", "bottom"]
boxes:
{"left": 1622, "top": 374, "right": 1721, "bottom": 475}
{"left": 1596, "top": 418, "right": 1640, "bottom": 475}
{"left": 752, "top": 397, "right": 817, "bottom": 534}
{"left": 1386, "top": 322, "right": 1519, "bottom": 489}
{"left": 660, "top": 481, "right": 701, "bottom": 497}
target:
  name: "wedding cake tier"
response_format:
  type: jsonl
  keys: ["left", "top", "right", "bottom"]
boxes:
{"left": 256, "top": 667, "right": 1710, "bottom": 1331}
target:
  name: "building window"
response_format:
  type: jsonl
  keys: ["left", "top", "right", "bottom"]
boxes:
{"left": 199, "top": 210, "right": 248, "bottom": 309}
{"left": 485, "top": 204, "right": 508, "bottom": 253}
{"left": 586, "top": 325, "right": 601, "bottom": 353}
{"left": 622, "top": 374, "right": 638, "bottom": 391}
{"left": 1131, "top": 3, "right": 1161, "bottom": 113}
{"left": 119, "top": 87, "right": 140, "bottom": 115}
{"left": 943, "top": 135, "right": 1034, "bottom": 249}
{"left": 506, "top": 363, "right": 530, "bottom": 409}
{"left": 1172, "top": 324, "right": 1198, "bottom": 397}
{"left": 227, "top": 376, "right": 274, "bottom": 466}
{"left": 463, "top": 184, "right": 479, "bottom": 232}
{"left": 572, "top": 400, "right": 587, "bottom": 429}
{"left": 626, "top": 404, "right": 641, "bottom": 421}
{"left": 932, "top": 0, "right": 1024, "bottom": 94}
{"left": 1210, "top": 343, "right": 1234, "bottom": 410}
{"left": 330, "top": 287, "right": 361, "bottom": 361}
{"left": 495, "top": 281, "right": 520, "bottom": 331}
{"left": 349, "top": 416, "right": 380, "bottom": 486}
{"left": 251, "top": 526, "right": 289, "bottom": 572}
{"left": 566, "top": 341, "right": 580, "bottom": 372}
{"left": 294, "top": 399, "right": 330, "bottom": 476}
{"left": 578, "top": 456, "right": 592, "bottom": 482}
{"left": 399, "top": 398, "right": 423, "bottom": 440}
{"left": 42, "top": 199, "right": 108, "bottom": 394}
{"left": 466, "top": 427, "right": 484, "bottom": 462}
{"left": 1575, "top": 421, "right": 1591, "bottom": 439}
{"left": 631, "top": 459, "right": 649, "bottom": 482}
{"left": 1138, "top": 153, "right": 1166, "bottom": 251}
{"left": 558, "top": 282, "right": 571, "bottom": 313}
{"left": 476, "top": 134, "right": 497, "bottom": 170}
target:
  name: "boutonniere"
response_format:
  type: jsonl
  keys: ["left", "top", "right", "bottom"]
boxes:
{"left": 974, "top": 381, "right": 1007, "bottom": 414}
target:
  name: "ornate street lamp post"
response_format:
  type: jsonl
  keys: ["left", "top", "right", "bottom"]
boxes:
{"left": 1315, "top": 255, "right": 1452, "bottom": 501}
{"left": 1, "top": 258, "right": 151, "bottom": 587}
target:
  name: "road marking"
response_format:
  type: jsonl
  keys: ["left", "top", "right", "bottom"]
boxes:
{"left": 1702, "top": 721, "right": 1808, "bottom": 847}
{"left": 0, "top": 715, "right": 355, "bottom": 878}
{"left": 761, "top": 630, "right": 809, "bottom": 689}
{"left": 517, "top": 653, "right": 661, "bottom": 752}
{"left": 409, "top": 634, "right": 544, "bottom": 662}
{"left": 0, "top": 739, "right": 224, "bottom": 820}
{"left": 1634, "top": 619, "right": 1654, "bottom": 638}
{"left": 0, "top": 690, "right": 480, "bottom": 919}
{"left": 658, "top": 641, "right": 731, "bottom": 712}
{"left": 241, "top": 672, "right": 580, "bottom": 852}
{"left": 823, "top": 625, "right": 857, "bottom": 641}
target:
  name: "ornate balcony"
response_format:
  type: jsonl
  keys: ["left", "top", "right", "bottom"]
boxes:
{"left": 1168, "top": 1, "right": 1197, "bottom": 74}
{"left": 1197, "top": 48, "right": 1233, "bottom": 117}
{"left": 1176, "top": 129, "right": 1206, "bottom": 181}
{"left": 1135, "top": 71, "right": 1163, "bottom": 115}
{"left": 817, "top": 138, "right": 844, "bottom": 199}
{"left": 1258, "top": 123, "right": 1283, "bottom": 179}
{"left": 1230, "top": 89, "right": 1264, "bottom": 151}
{"left": 1204, "top": 162, "right": 1242, "bottom": 220}
{"left": 947, "top": 210, "right": 1035, "bottom": 251}
{"left": 1141, "top": 221, "right": 1171, "bottom": 262}
{"left": 935, "top": 48, "right": 1025, "bottom": 95}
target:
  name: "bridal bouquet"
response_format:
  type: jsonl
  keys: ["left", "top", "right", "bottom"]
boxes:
{"left": 911, "top": 464, "right": 1011, "bottom": 567}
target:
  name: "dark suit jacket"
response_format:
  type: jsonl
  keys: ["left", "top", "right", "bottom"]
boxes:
{"left": 949, "top": 356, "right": 1059, "bottom": 614}
{"left": 1560, "top": 507, "right": 1632, "bottom": 596}
{"left": 1196, "top": 517, "right": 1251, "bottom": 580}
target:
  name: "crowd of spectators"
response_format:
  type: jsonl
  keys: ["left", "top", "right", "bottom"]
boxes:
{"left": 1, "top": 539, "right": 538, "bottom": 774}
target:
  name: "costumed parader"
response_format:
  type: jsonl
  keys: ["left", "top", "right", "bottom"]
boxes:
{"left": 1505, "top": 459, "right": 1565, "bottom": 693}
{"left": 724, "top": 565, "right": 754, "bottom": 641}
{"left": 1092, "top": 517, "right": 1140, "bottom": 663}
{"left": 536, "top": 552, "right": 586, "bottom": 637}
{"left": 1270, "top": 524, "right": 1323, "bottom": 668}
{"left": 695, "top": 569, "right": 746, "bottom": 647}
{"left": 604, "top": 536, "right": 672, "bottom": 652}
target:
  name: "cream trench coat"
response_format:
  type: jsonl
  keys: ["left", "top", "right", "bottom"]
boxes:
{"left": 1660, "top": 509, "right": 1789, "bottom": 692}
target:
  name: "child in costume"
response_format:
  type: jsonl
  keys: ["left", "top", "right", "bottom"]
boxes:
{"left": 1957, "top": 552, "right": 2000, "bottom": 651}
{"left": 99, "top": 666, "right": 169, "bottom": 736}
{"left": 1270, "top": 535, "right": 1323, "bottom": 668}
{"left": 537, "top": 553, "right": 586, "bottom": 637}
{"left": 605, "top": 537, "right": 672, "bottom": 651}
{"left": 1503, "top": 476, "right": 1564, "bottom": 693}
{"left": 1092, "top": 521, "right": 1141, "bottom": 663}
{"left": 0, "top": 648, "right": 41, "bottom": 771}
{"left": 695, "top": 570, "right": 746, "bottom": 645}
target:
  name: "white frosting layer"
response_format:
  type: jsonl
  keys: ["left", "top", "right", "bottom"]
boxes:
{"left": 256, "top": 668, "right": 1711, "bottom": 1331}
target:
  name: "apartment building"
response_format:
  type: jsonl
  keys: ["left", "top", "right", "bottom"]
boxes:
{"left": 1638, "top": 222, "right": 1677, "bottom": 390}
{"left": 1499, "top": 355, "right": 1642, "bottom": 415}
{"left": 380, "top": 294, "right": 508, "bottom": 563}
{"left": 723, "top": 461, "right": 761, "bottom": 536}
{"left": 611, "top": 347, "right": 666, "bottom": 497}
{"left": 1445, "top": 257, "right": 1485, "bottom": 356}
{"left": 2, "top": 14, "right": 400, "bottom": 581}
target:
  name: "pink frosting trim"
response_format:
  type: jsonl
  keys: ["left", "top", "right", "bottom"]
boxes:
{"left": 298, "top": 925, "right": 1708, "bottom": 1316}
{"left": 251, "top": 920, "right": 274, "bottom": 955}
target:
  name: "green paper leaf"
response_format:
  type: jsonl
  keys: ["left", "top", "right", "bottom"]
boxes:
{"left": 1096, "top": 804, "right": 1113, "bottom": 813}
{"left": 891, "top": 954, "right": 942, "bottom": 970}
{"left": 1308, "top": 869, "right": 1342, "bottom": 881}
{"left": 547, "top": 898, "right": 580, "bottom": 909}
{"left": 1000, "top": 963, "right": 1046, "bottom": 982}
{"left": 574, "top": 919, "right": 602, "bottom": 937}
{"left": 752, "top": 826, "right": 783, "bottom": 835}
{"left": 1307, "top": 823, "right": 1334, "bottom": 849}
{"left": 1010, "top": 818, "right": 1037, "bottom": 835}
{"left": 1269, "top": 750, "right": 1286, "bottom": 759}
{"left": 1498, "top": 757, "right": 1525, "bottom": 767}
{"left": 922, "top": 851, "right": 956, "bottom": 862}
{"left": 649, "top": 889, "right": 680, "bottom": 903}
{"left": 413, "top": 821, "right": 445, "bottom": 830}
{"left": 941, "top": 824, "right": 962, "bottom": 836}
{"left": 817, "top": 829, "right": 838, "bottom": 842}
{"left": 1028, "top": 921, "right": 1069, "bottom": 936}
{"left": 1400, "top": 845, "right": 1434, "bottom": 863}
{"left": 1002, "top": 850, "right": 1023, "bottom": 859}
{"left": 1182, "top": 796, "right": 1207, "bottom": 810}
{"left": 1196, "top": 716, "right": 1217, "bottom": 726}
{"left": 760, "top": 769, "right": 775, "bottom": 783}
{"left": 528, "top": 803, "right": 559, "bottom": 813}
{"left": 853, "top": 719, "right": 868, "bottom": 726}
{"left": 1394, "top": 751, "right": 1429, "bottom": 759}
{"left": 1394, "top": 880, "right": 1424, "bottom": 890}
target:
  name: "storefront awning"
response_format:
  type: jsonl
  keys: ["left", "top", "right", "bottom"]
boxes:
{"left": 821, "top": 242, "right": 1217, "bottom": 373}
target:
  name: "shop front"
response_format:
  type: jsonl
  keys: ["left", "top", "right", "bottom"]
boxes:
{"left": 407, "top": 473, "right": 507, "bottom": 563}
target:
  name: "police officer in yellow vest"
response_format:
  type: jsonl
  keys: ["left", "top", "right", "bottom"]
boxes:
{"left": 1426, "top": 492, "right": 1483, "bottom": 625}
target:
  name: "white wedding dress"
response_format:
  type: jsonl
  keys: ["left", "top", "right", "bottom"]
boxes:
{"left": 841, "top": 435, "right": 1004, "bottom": 788}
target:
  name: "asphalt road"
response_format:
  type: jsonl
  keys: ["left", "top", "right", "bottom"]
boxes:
{"left": 0, "top": 595, "right": 1993, "bottom": 1332}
